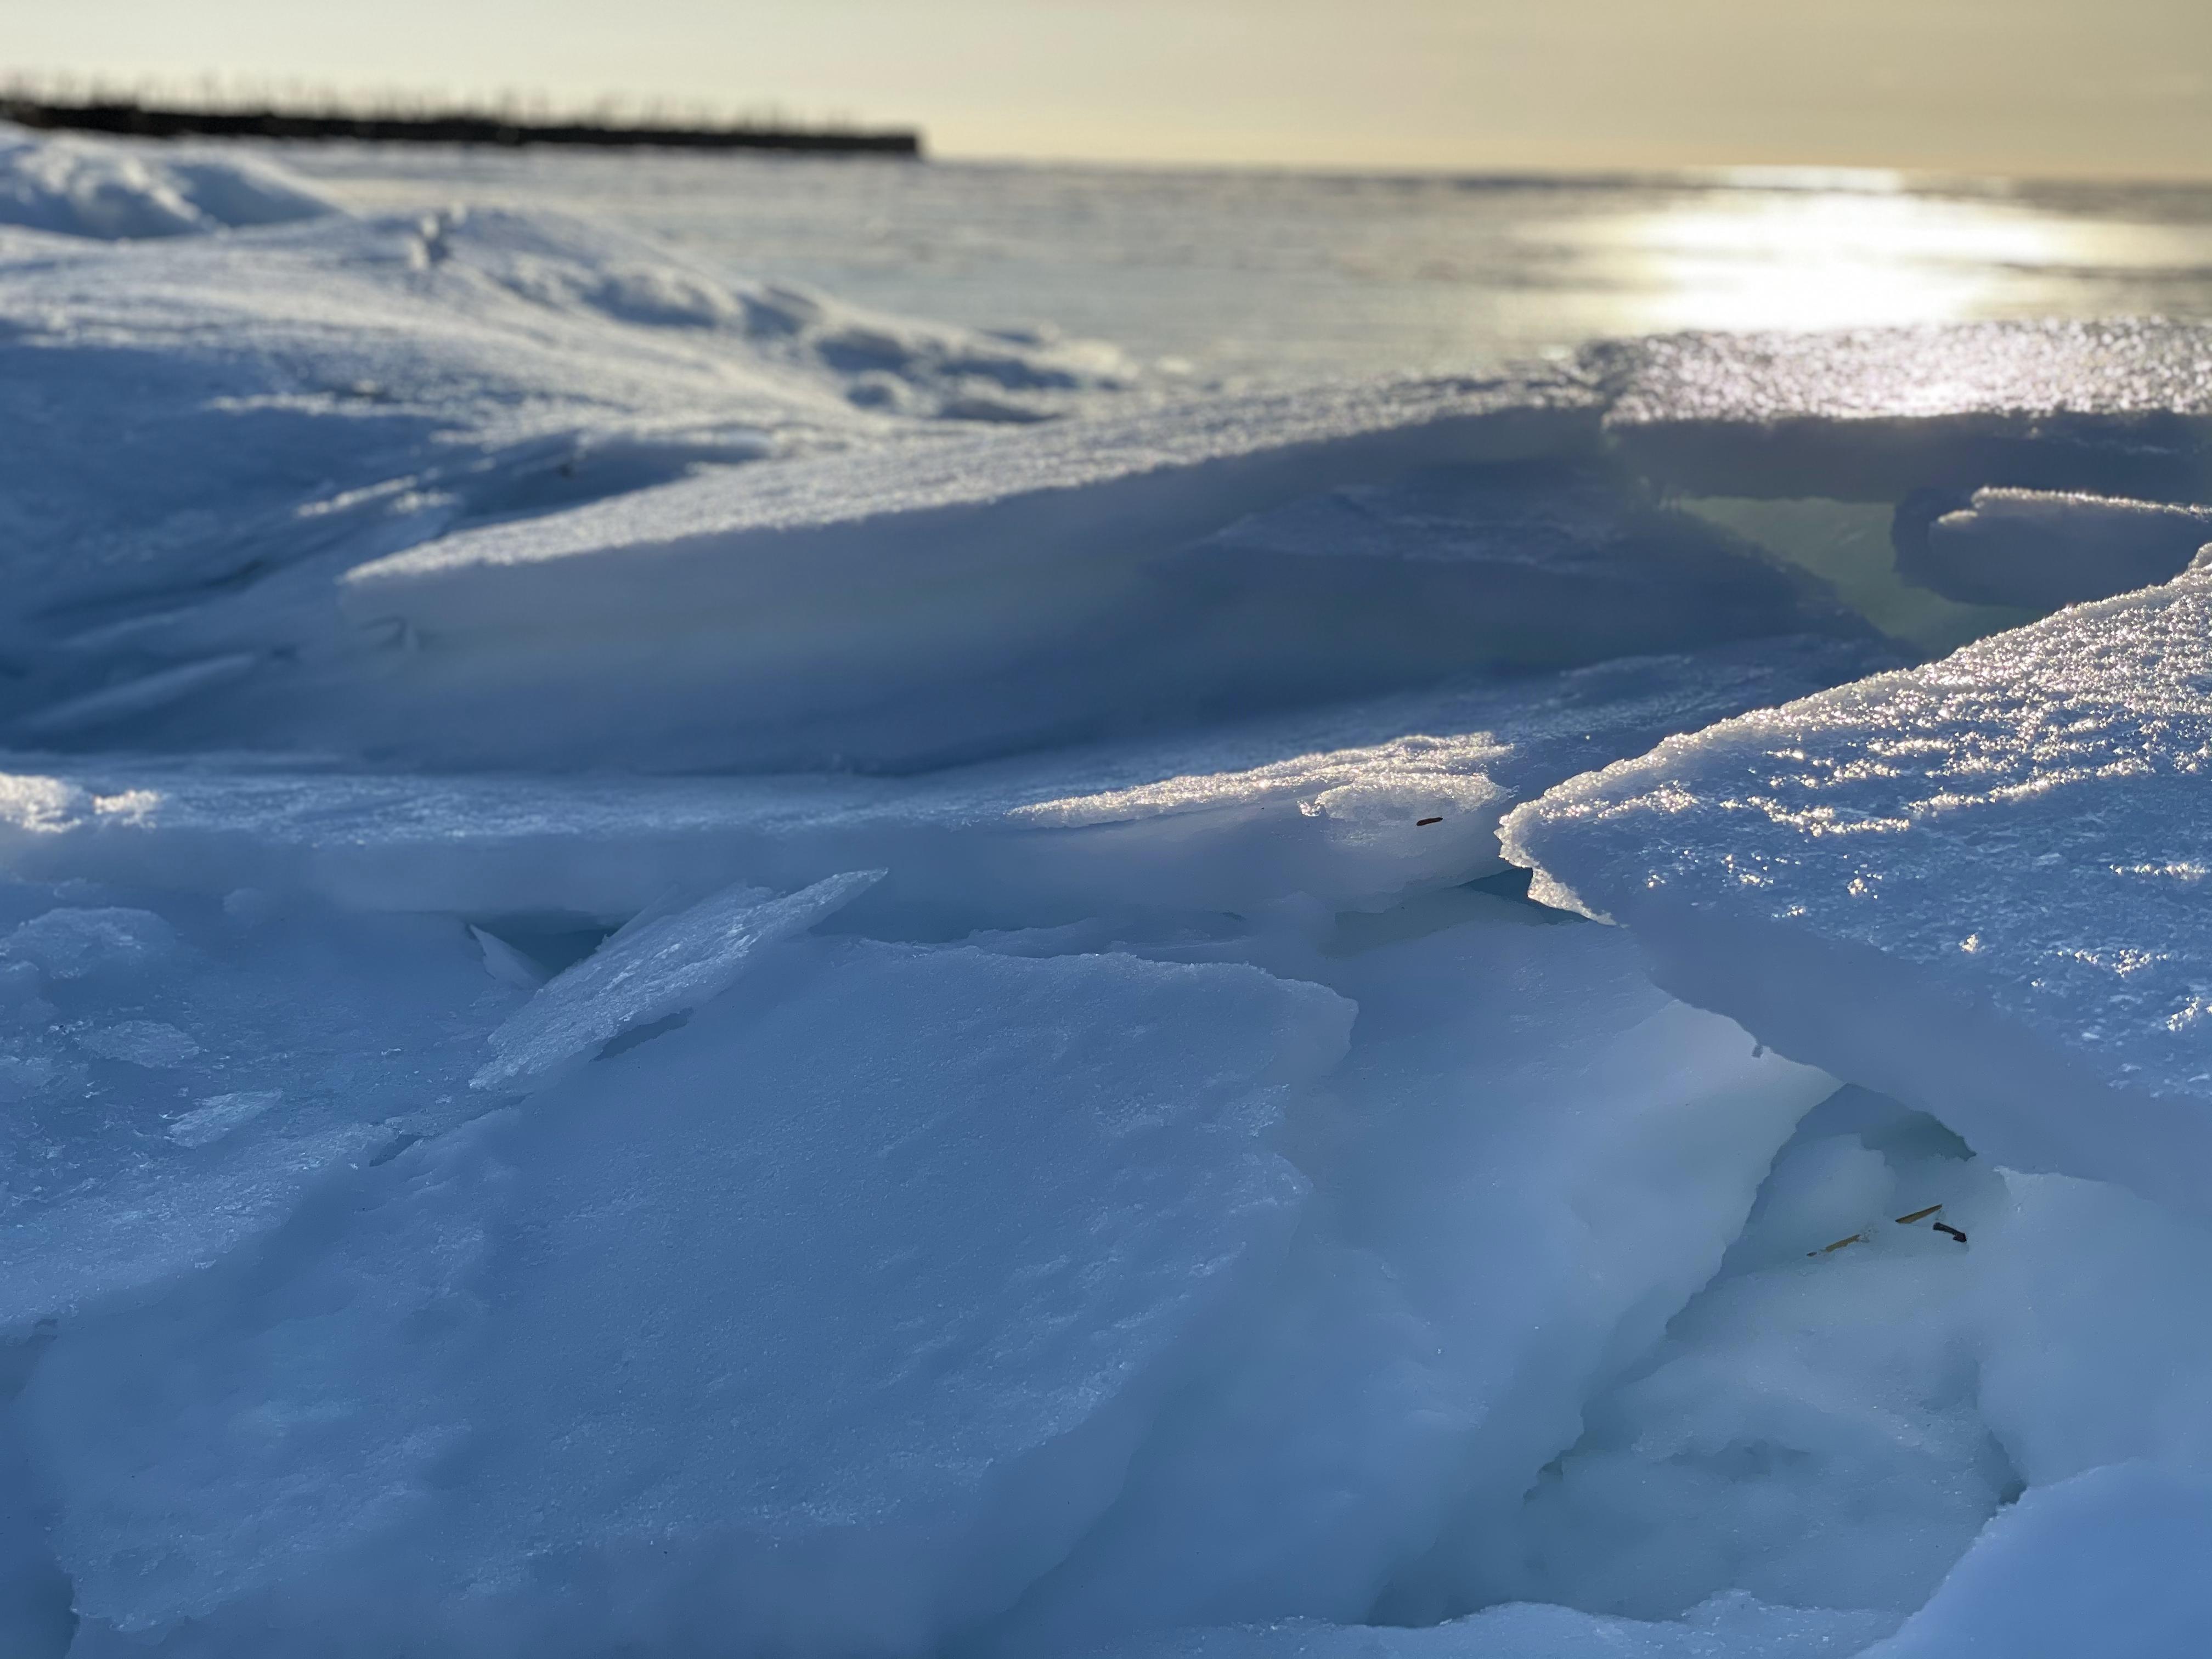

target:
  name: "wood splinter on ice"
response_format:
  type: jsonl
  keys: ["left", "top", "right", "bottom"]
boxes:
{"left": 1805, "top": 1203, "right": 1969, "bottom": 1259}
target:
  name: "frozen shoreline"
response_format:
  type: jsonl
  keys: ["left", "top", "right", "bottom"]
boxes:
{"left": 3, "top": 125, "right": 2212, "bottom": 1657}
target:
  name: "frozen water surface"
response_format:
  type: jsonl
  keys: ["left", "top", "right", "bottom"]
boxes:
{"left": 2, "top": 123, "right": 2211, "bottom": 1656}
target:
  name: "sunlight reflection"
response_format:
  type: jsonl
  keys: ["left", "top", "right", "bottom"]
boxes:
{"left": 1527, "top": 190, "right": 2212, "bottom": 335}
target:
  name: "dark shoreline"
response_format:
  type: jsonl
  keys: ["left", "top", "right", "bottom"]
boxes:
{"left": 0, "top": 96, "right": 923, "bottom": 156}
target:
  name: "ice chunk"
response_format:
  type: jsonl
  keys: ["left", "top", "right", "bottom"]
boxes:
{"left": 1003, "top": 901, "right": 1837, "bottom": 1643}
{"left": 75, "top": 1019, "right": 200, "bottom": 1067}
{"left": 1156, "top": 461, "right": 1870, "bottom": 687}
{"left": 1972, "top": 1171, "right": 2212, "bottom": 1487}
{"left": 1593, "top": 321, "right": 2212, "bottom": 501}
{"left": 1503, "top": 1143, "right": 2011, "bottom": 1620}
{"left": 1501, "top": 567, "right": 2212, "bottom": 1218}
{"left": 0, "top": 128, "right": 334, "bottom": 239}
{"left": 315, "top": 375, "right": 1601, "bottom": 770}
{"left": 29, "top": 942, "right": 1350, "bottom": 1656}
{"left": 166, "top": 1090, "right": 284, "bottom": 1149}
{"left": 0, "top": 636, "right": 1889, "bottom": 927}
{"left": 0, "top": 891, "right": 512, "bottom": 1333}
{"left": 1086, "top": 1594, "right": 1894, "bottom": 1659}
{"left": 3, "top": 905, "right": 177, "bottom": 978}
{"left": 1895, "top": 486, "right": 2212, "bottom": 608}
{"left": 472, "top": 869, "right": 882, "bottom": 1091}
{"left": 1861, "top": 1463, "right": 2212, "bottom": 1659}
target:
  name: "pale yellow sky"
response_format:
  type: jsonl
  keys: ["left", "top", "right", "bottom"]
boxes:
{"left": 8, "top": 0, "right": 2211, "bottom": 177}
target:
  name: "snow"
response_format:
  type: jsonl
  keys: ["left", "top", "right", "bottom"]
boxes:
{"left": 0, "top": 127, "right": 336, "bottom": 239}
{"left": 1502, "top": 565, "right": 2212, "bottom": 1219}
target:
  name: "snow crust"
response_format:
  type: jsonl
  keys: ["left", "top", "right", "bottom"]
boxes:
{"left": 2, "top": 126, "right": 2210, "bottom": 1658}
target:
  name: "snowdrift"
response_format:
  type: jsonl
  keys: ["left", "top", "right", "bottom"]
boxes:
{"left": 0, "top": 125, "right": 336, "bottom": 239}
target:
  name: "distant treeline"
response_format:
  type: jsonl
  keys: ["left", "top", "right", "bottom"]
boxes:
{"left": 0, "top": 92, "right": 923, "bottom": 156}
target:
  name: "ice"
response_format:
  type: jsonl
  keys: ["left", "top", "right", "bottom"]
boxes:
{"left": 1501, "top": 566, "right": 2212, "bottom": 1217}
{"left": 1087, "top": 1596, "right": 1894, "bottom": 1659}
{"left": 0, "top": 635, "right": 1889, "bottom": 927}
{"left": 1593, "top": 321, "right": 2212, "bottom": 502}
{"left": 307, "top": 375, "right": 1607, "bottom": 771}
{"left": 5, "top": 133, "right": 2206, "bottom": 1654}
{"left": 1498, "top": 1113, "right": 2013, "bottom": 1622}
{"left": 166, "top": 1090, "right": 284, "bottom": 1149}
{"left": 28, "top": 941, "right": 1350, "bottom": 1656}
{"left": 0, "top": 125, "right": 336, "bottom": 239}
{"left": 0, "top": 199, "right": 1138, "bottom": 738}
{"left": 1894, "top": 486, "right": 2212, "bottom": 608}
{"left": 0, "top": 885, "right": 514, "bottom": 1335}
{"left": 999, "top": 901, "right": 1838, "bottom": 1644}
{"left": 1971, "top": 1170, "right": 2212, "bottom": 1488}
{"left": 1156, "top": 461, "right": 1870, "bottom": 688}
{"left": 473, "top": 870, "right": 882, "bottom": 1091}
{"left": 1861, "top": 1463, "right": 2212, "bottom": 1658}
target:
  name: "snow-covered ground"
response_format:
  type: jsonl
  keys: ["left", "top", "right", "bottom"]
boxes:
{"left": 4, "top": 125, "right": 2212, "bottom": 1657}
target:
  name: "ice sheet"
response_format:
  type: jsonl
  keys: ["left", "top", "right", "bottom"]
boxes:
{"left": 29, "top": 941, "right": 1349, "bottom": 1656}
{"left": 0, "top": 887, "right": 514, "bottom": 1335}
{"left": 1000, "top": 903, "right": 1837, "bottom": 1644}
{"left": 1895, "top": 487, "right": 2212, "bottom": 608}
{"left": 1594, "top": 322, "right": 2212, "bottom": 502}
{"left": 1861, "top": 1463, "right": 2212, "bottom": 1658}
{"left": 1502, "top": 566, "right": 2212, "bottom": 1217}
{"left": 1080, "top": 1594, "right": 1893, "bottom": 1659}
{"left": 0, "top": 636, "right": 1892, "bottom": 926}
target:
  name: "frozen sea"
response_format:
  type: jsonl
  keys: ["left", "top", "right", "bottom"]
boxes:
{"left": 6, "top": 127, "right": 2212, "bottom": 1658}
{"left": 279, "top": 146, "right": 2212, "bottom": 380}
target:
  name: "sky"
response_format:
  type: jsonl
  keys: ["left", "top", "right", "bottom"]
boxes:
{"left": 7, "top": 0, "right": 2211, "bottom": 178}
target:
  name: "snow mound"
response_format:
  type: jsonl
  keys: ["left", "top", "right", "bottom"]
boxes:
{"left": 29, "top": 941, "right": 1348, "bottom": 1656}
{"left": 0, "top": 126, "right": 336, "bottom": 238}
{"left": 1502, "top": 565, "right": 2212, "bottom": 1217}
{"left": 1591, "top": 320, "right": 2212, "bottom": 501}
